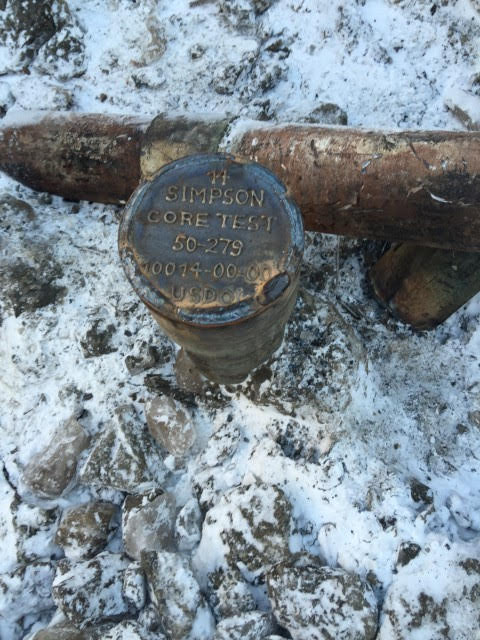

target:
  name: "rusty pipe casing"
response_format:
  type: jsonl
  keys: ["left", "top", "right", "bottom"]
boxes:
{"left": 1, "top": 113, "right": 480, "bottom": 250}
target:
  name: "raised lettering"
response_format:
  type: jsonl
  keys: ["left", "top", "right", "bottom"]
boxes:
{"left": 209, "top": 188, "right": 222, "bottom": 204}
{"left": 165, "top": 185, "right": 179, "bottom": 202}
{"left": 147, "top": 210, "right": 162, "bottom": 222}
{"left": 190, "top": 187, "right": 206, "bottom": 204}
{"left": 180, "top": 211, "right": 193, "bottom": 226}
{"left": 222, "top": 188, "right": 234, "bottom": 205}
{"left": 247, "top": 215, "right": 259, "bottom": 231}
{"left": 235, "top": 189, "right": 249, "bottom": 206}
{"left": 207, "top": 169, "right": 228, "bottom": 185}
{"left": 251, "top": 189, "right": 265, "bottom": 207}
{"left": 196, "top": 212, "right": 209, "bottom": 227}
{"left": 164, "top": 211, "right": 177, "bottom": 224}
{"left": 216, "top": 212, "right": 230, "bottom": 228}
{"left": 232, "top": 215, "right": 246, "bottom": 230}
{"left": 172, "top": 285, "right": 185, "bottom": 300}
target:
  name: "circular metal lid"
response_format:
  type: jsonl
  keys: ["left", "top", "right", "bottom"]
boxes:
{"left": 119, "top": 153, "right": 303, "bottom": 327}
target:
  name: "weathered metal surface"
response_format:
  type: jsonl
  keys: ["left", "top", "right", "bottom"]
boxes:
{"left": 140, "top": 114, "right": 231, "bottom": 180}
{"left": 119, "top": 153, "right": 304, "bottom": 383}
{"left": 0, "top": 113, "right": 149, "bottom": 203}
{"left": 236, "top": 126, "right": 480, "bottom": 251}
{"left": 370, "top": 244, "right": 480, "bottom": 329}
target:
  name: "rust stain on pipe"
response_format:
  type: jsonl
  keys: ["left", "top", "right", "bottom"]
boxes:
{"left": 236, "top": 126, "right": 480, "bottom": 251}
{"left": 0, "top": 113, "right": 149, "bottom": 204}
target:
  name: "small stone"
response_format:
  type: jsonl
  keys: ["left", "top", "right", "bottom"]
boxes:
{"left": 122, "top": 561, "right": 146, "bottom": 610}
{"left": 23, "top": 417, "right": 90, "bottom": 499}
{"left": 301, "top": 102, "right": 348, "bottom": 126}
{"left": 52, "top": 552, "right": 130, "bottom": 627}
{"left": 0, "top": 81, "right": 14, "bottom": 117}
{"left": 9, "top": 495, "right": 59, "bottom": 566}
{"left": 97, "top": 620, "right": 163, "bottom": 640}
{"left": 141, "top": 550, "right": 215, "bottom": 640}
{"left": 0, "top": 562, "right": 55, "bottom": 624}
{"left": 396, "top": 542, "right": 421, "bottom": 567}
{"left": 130, "top": 67, "right": 166, "bottom": 90}
{"left": 190, "top": 43, "right": 206, "bottom": 59}
{"left": 200, "top": 423, "right": 240, "bottom": 467}
{"left": 252, "top": 0, "right": 274, "bottom": 14}
{"left": 410, "top": 478, "right": 433, "bottom": 505}
{"left": 175, "top": 498, "right": 202, "bottom": 552}
{"left": 446, "top": 491, "right": 480, "bottom": 530}
{"left": 80, "top": 320, "right": 117, "bottom": 358}
{"left": 122, "top": 490, "right": 176, "bottom": 560}
{"left": 379, "top": 542, "right": 480, "bottom": 639}
{"left": 138, "top": 603, "right": 163, "bottom": 632}
{"left": 0, "top": 0, "right": 85, "bottom": 75}
{"left": 213, "top": 63, "right": 242, "bottom": 95}
{"left": 214, "top": 611, "right": 276, "bottom": 639}
{"left": 445, "top": 87, "right": 480, "bottom": 131}
{"left": 55, "top": 502, "right": 118, "bottom": 560}
{"left": 29, "top": 623, "right": 85, "bottom": 640}
{"left": 469, "top": 410, "right": 480, "bottom": 427}
{"left": 207, "top": 566, "right": 256, "bottom": 619}
{"left": 267, "top": 562, "right": 378, "bottom": 640}
{"left": 145, "top": 395, "right": 196, "bottom": 456}
{"left": 13, "top": 79, "right": 74, "bottom": 110}
{"left": 194, "top": 482, "right": 292, "bottom": 580}
{"left": 79, "top": 404, "right": 167, "bottom": 493}
{"left": 125, "top": 345, "right": 158, "bottom": 376}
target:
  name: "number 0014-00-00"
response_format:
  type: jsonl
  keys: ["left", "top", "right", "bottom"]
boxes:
{"left": 145, "top": 260, "right": 273, "bottom": 283}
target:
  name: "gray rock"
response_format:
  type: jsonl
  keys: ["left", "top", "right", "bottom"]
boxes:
{"left": 23, "top": 417, "right": 90, "bottom": 499}
{"left": 79, "top": 405, "right": 167, "bottom": 494}
{"left": 52, "top": 552, "right": 130, "bottom": 627}
{"left": 175, "top": 498, "right": 202, "bottom": 552}
{"left": 0, "top": 562, "right": 55, "bottom": 623}
{"left": 378, "top": 543, "right": 480, "bottom": 639}
{"left": 137, "top": 603, "right": 163, "bottom": 632}
{"left": 207, "top": 566, "right": 256, "bottom": 619}
{"left": 0, "top": 0, "right": 85, "bottom": 77}
{"left": 145, "top": 395, "right": 196, "bottom": 456}
{"left": 267, "top": 562, "right": 378, "bottom": 640}
{"left": 1, "top": 251, "right": 66, "bottom": 318}
{"left": 213, "top": 63, "right": 243, "bottom": 95}
{"left": 141, "top": 550, "right": 214, "bottom": 639}
{"left": 194, "top": 482, "right": 292, "bottom": 580}
{"left": 9, "top": 495, "right": 59, "bottom": 565}
{"left": 302, "top": 102, "right": 348, "bottom": 126}
{"left": 98, "top": 620, "right": 163, "bottom": 640}
{"left": 122, "top": 562, "right": 146, "bottom": 611}
{"left": 190, "top": 43, "right": 206, "bottom": 59}
{"left": 13, "top": 79, "right": 74, "bottom": 111}
{"left": 55, "top": 502, "right": 118, "bottom": 560}
{"left": 214, "top": 612, "right": 276, "bottom": 639}
{"left": 122, "top": 490, "right": 176, "bottom": 560}
{"left": 199, "top": 423, "right": 240, "bottom": 467}
{"left": 80, "top": 320, "right": 117, "bottom": 358}
{"left": 125, "top": 344, "right": 158, "bottom": 376}
{"left": 29, "top": 623, "right": 85, "bottom": 640}
{"left": 0, "top": 81, "right": 14, "bottom": 117}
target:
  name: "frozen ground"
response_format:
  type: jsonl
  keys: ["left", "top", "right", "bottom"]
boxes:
{"left": 0, "top": 0, "right": 480, "bottom": 638}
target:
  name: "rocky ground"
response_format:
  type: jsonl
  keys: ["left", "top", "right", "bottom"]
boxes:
{"left": 1, "top": 0, "right": 480, "bottom": 639}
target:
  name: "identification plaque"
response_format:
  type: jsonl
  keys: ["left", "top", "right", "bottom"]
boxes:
{"left": 119, "top": 153, "right": 304, "bottom": 383}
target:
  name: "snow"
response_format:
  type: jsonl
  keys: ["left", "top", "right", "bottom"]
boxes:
{"left": 0, "top": 0, "right": 480, "bottom": 637}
